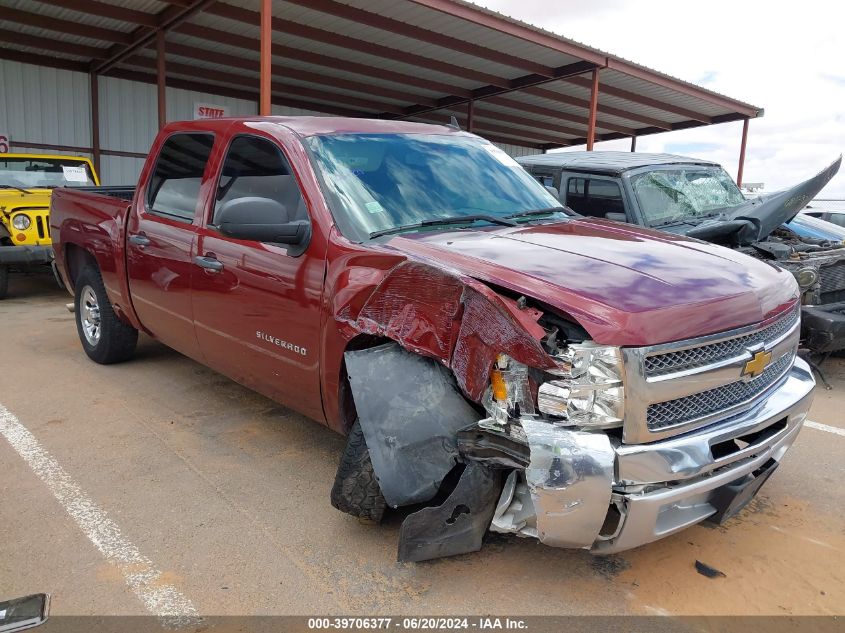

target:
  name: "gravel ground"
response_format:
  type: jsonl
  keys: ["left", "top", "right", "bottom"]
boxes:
{"left": 1, "top": 272, "right": 843, "bottom": 620}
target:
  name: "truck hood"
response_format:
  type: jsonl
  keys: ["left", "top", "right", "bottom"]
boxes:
{"left": 388, "top": 219, "right": 799, "bottom": 346}
{"left": 684, "top": 156, "right": 841, "bottom": 245}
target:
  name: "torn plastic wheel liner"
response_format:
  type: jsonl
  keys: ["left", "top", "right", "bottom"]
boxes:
{"left": 344, "top": 342, "right": 482, "bottom": 508}
{"left": 397, "top": 461, "right": 501, "bottom": 563}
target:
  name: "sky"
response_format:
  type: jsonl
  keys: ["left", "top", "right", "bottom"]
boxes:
{"left": 472, "top": 0, "right": 845, "bottom": 197}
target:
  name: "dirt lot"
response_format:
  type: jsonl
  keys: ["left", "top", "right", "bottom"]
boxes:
{"left": 1, "top": 273, "right": 844, "bottom": 619}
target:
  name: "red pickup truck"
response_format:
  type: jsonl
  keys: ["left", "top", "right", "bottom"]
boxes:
{"left": 51, "top": 117, "right": 814, "bottom": 562}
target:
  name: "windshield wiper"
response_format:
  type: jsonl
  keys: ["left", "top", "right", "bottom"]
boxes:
{"left": 506, "top": 206, "right": 571, "bottom": 220}
{"left": 370, "top": 214, "right": 516, "bottom": 239}
{"left": 0, "top": 184, "right": 34, "bottom": 195}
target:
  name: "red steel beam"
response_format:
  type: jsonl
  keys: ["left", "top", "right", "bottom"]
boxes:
{"left": 32, "top": 0, "right": 159, "bottom": 27}
{"left": 260, "top": 0, "right": 272, "bottom": 116}
{"left": 174, "top": 22, "right": 470, "bottom": 98}
{"left": 203, "top": 1, "right": 509, "bottom": 88}
{"left": 566, "top": 75, "right": 712, "bottom": 123}
{"left": 3, "top": 8, "right": 133, "bottom": 44}
{"left": 162, "top": 40, "right": 436, "bottom": 106}
{"left": 119, "top": 56, "right": 405, "bottom": 114}
{"left": 606, "top": 58, "right": 761, "bottom": 118}
{"left": 0, "top": 28, "right": 107, "bottom": 61}
{"left": 0, "top": 48, "right": 89, "bottom": 73}
{"left": 283, "top": 0, "right": 554, "bottom": 77}
{"left": 94, "top": 0, "right": 217, "bottom": 75}
{"left": 586, "top": 69, "right": 599, "bottom": 150}
{"left": 487, "top": 94, "right": 634, "bottom": 136}
{"left": 524, "top": 86, "right": 672, "bottom": 130}
{"left": 473, "top": 107, "right": 585, "bottom": 138}
{"left": 156, "top": 32, "right": 167, "bottom": 129}
{"left": 399, "top": 60, "right": 599, "bottom": 119}
{"left": 409, "top": 0, "right": 761, "bottom": 119}
{"left": 9, "top": 140, "right": 147, "bottom": 159}
{"left": 415, "top": 113, "right": 569, "bottom": 147}
{"left": 405, "top": 0, "right": 607, "bottom": 66}
{"left": 90, "top": 73, "right": 101, "bottom": 174}
{"left": 737, "top": 118, "right": 749, "bottom": 187}
{"left": 172, "top": 3, "right": 608, "bottom": 119}
{"left": 107, "top": 67, "right": 371, "bottom": 118}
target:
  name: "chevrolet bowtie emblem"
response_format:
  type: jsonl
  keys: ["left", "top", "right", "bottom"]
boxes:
{"left": 742, "top": 350, "right": 772, "bottom": 379}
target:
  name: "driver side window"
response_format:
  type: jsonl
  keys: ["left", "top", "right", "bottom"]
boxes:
{"left": 212, "top": 135, "right": 308, "bottom": 227}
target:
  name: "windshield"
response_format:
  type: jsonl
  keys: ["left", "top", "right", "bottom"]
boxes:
{"left": 0, "top": 156, "right": 96, "bottom": 189}
{"left": 306, "top": 133, "right": 562, "bottom": 240}
{"left": 630, "top": 166, "right": 746, "bottom": 226}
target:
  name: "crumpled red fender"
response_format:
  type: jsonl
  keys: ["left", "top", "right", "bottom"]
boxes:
{"left": 336, "top": 259, "right": 556, "bottom": 401}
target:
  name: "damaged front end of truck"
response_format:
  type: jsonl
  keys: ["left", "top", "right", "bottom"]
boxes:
{"left": 331, "top": 256, "right": 814, "bottom": 562}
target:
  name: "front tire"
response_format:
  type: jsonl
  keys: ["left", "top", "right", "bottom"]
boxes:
{"left": 0, "top": 265, "right": 8, "bottom": 299}
{"left": 74, "top": 266, "right": 138, "bottom": 364}
{"left": 331, "top": 419, "right": 387, "bottom": 523}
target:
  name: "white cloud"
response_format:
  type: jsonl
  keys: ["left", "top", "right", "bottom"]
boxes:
{"left": 473, "top": 0, "right": 845, "bottom": 196}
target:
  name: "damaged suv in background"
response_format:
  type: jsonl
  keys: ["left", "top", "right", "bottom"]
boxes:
{"left": 518, "top": 152, "right": 845, "bottom": 355}
{"left": 50, "top": 117, "right": 815, "bottom": 563}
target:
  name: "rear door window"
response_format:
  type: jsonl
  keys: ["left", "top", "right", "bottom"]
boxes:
{"left": 826, "top": 213, "right": 845, "bottom": 228}
{"left": 565, "top": 177, "right": 625, "bottom": 219}
{"left": 147, "top": 133, "right": 215, "bottom": 222}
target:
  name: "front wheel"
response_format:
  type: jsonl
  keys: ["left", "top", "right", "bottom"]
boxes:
{"left": 331, "top": 419, "right": 387, "bottom": 523}
{"left": 74, "top": 266, "right": 138, "bottom": 364}
{"left": 0, "top": 265, "right": 8, "bottom": 299}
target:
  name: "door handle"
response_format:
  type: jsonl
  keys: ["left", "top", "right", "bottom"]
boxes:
{"left": 193, "top": 255, "right": 224, "bottom": 273}
{"left": 128, "top": 233, "right": 151, "bottom": 248}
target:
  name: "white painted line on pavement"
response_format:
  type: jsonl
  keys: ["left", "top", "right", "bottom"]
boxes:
{"left": 805, "top": 420, "right": 845, "bottom": 438}
{"left": 0, "top": 403, "right": 200, "bottom": 628}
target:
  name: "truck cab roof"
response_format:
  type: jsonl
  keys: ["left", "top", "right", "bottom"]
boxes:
{"left": 517, "top": 151, "right": 719, "bottom": 176}
{"left": 159, "top": 116, "right": 468, "bottom": 139}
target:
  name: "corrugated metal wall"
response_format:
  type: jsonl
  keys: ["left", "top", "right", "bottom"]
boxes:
{"left": 495, "top": 143, "right": 542, "bottom": 158}
{"left": 0, "top": 60, "right": 92, "bottom": 155}
{"left": 1, "top": 58, "right": 540, "bottom": 184}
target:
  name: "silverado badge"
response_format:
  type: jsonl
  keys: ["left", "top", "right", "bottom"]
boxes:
{"left": 742, "top": 349, "right": 772, "bottom": 379}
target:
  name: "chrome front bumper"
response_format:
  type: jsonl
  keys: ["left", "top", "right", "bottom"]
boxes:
{"left": 493, "top": 358, "right": 815, "bottom": 553}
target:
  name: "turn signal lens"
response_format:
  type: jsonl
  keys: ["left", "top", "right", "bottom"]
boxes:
{"left": 491, "top": 369, "right": 508, "bottom": 402}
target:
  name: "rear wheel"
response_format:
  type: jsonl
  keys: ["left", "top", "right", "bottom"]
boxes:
{"left": 74, "top": 266, "right": 138, "bottom": 364}
{"left": 0, "top": 265, "right": 8, "bottom": 299}
{"left": 331, "top": 419, "right": 387, "bottom": 523}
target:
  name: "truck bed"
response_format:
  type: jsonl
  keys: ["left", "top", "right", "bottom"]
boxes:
{"left": 69, "top": 185, "right": 136, "bottom": 201}
{"left": 50, "top": 186, "right": 136, "bottom": 319}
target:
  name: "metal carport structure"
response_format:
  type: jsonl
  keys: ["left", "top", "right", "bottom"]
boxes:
{"left": 0, "top": 0, "right": 762, "bottom": 184}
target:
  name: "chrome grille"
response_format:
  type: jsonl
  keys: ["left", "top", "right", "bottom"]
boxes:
{"left": 644, "top": 304, "right": 799, "bottom": 377}
{"left": 646, "top": 353, "right": 793, "bottom": 430}
{"left": 820, "top": 261, "right": 845, "bottom": 295}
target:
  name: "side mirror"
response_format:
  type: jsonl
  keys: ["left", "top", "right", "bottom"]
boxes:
{"left": 215, "top": 196, "right": 311, "bottom": 252}
{"left": 604, "top": 212, "right": 627, "bottom": 223}
{"left": 219, "top": 219, "right": 309, "bottom": 245}
{"left": 544, "top": 185, "right": 560, "bottom": 200}
{"left": 0, "top": 594, "right": 50, "bottom": 632}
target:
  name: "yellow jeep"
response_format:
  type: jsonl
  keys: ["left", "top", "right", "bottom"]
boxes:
{"left": 0, "top": 153, "right": 100, "bottom": 299}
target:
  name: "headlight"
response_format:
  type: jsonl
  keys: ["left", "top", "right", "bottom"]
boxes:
{"left": 794, "top": 266, "right": 819, "bottom": 289}
{"left": 12, "top": 214, "right": 31, "bottom": 230}
{"left": 537, "top": 343, "right": 624, "bottom": 428}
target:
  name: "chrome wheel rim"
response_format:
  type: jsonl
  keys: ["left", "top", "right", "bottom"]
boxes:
{"left": 80, "top": 285, "right": 101, "bottom": 346}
